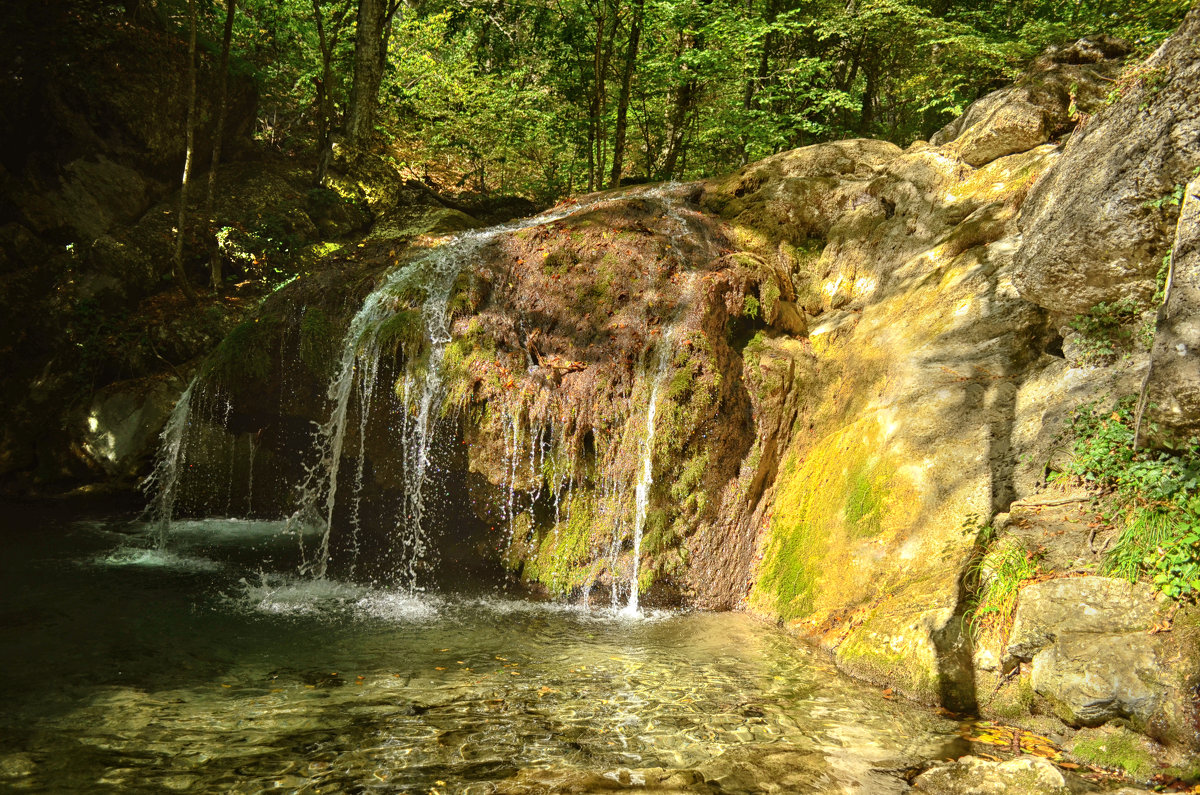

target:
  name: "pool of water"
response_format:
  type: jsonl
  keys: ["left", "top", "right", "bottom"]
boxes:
{"left": 0, "top": 505, "right": 967, "bottom": 793}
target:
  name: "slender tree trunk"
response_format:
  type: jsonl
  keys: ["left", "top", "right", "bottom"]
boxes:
{"left": 312, "top": 0, "right": 336, "bottom": 182}
{"left": 739, "top": 29, "right": 771, "bottom": 166}
{"left": 609, "top": 0, "right": 643, "bottom": 188}
{"left": 659, "top": 77, "right": 696, "bottom": 179}
{"left": 173, "top": 0, "right": 198, "bottom": 302}
{"left": 346, "top": 0, "right": 387, "bottom": 149}
{"left": 859, "top": 62, "right": 877, "bottom": 134}
{"left": 204, "top": 0, "right": 237, "bottom": 291}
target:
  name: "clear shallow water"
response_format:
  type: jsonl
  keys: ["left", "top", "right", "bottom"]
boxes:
{"left": 0, "top": 508, "right": 966, "bottom": 793}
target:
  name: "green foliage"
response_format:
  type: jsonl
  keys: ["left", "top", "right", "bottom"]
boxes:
{"left": 966, "top": 539, "right": 1040, "bottom": 644}
{"left": 1057, "top": 398, "right": 1200, "bottom": 601}
{"left": 200, "top": 0, "right": 1187, "bottom": 200}
{"left": 1067, "top": 298, "right": 1143, "bottom": 365}
{"left": 742, "top": 293, "right": 761, "bottom": 319}
{"left": 1143, "top": 181, "right": 1187, "bottom": 211}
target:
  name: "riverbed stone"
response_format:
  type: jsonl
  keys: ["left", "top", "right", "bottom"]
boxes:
{"left": 911, "top": 755, "right": 1072, "bottom": 794}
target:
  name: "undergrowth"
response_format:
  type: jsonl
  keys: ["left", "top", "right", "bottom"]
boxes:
{"left": 1067, "top": 298, "right": 1144, "bottom": 366}
{"left": 966, "top": 534, "right": 1041, "bottom": 645}
{"left": 1054, "top": 397, "right": 1200, "bottom": 601}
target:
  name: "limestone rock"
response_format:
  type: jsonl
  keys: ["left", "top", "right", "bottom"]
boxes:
{"left": 941, "top": 95, "right": 1050, "bottom": 167}
{"left": 931, "top": 36, "right": 1128, "bottom": 167}
{"left": 1004, "top": 577, "right": 1200, "bottom": 742}
{"left": 1139, "top": 176, "right": 1200, "bottom": 444}
{"left": 911, "top": 755, "right": 1072, "bottom": 794}
{"left": 1013, "top": 8, "right": 1200, "bottom": 316}
{"left": 78, "top": 376, "right": 187, "bottom": 479}
{"left": 1030, "top": 632, "right": 1162, "bottom": 726}
{"left": 1006, "top": 577, "right": 1160, "bottom": 662}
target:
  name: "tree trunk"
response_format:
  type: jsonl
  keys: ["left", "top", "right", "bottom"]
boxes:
{"left": 609, "top": 0, "right": 643, "bottom": 188}
{"left": 345, "top": 0, "right": 388, "bottom": 149}
{"left": 659, "top": 77, "right": 696, "bottom": 179}
{"left": 173, "top": 0, "right": 198, "bottom": 303}
{"left": 312, "top": 0, "right": 336, "bottom": 183}
{"left": 739, "top": 28, "right": 771, "bottom": 166}
{"left": 204, "top": 0, "right": 237, "bottom": 292}
{"left": 859, "top": 62, "right": 877, "bottom": 134}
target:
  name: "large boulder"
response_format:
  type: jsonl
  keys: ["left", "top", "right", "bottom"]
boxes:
{"left": 77, "top": 375, "right": 187, "bottom": 480}
{"left": 1139, "top": 176, "right": 1200, "bottom": 445}
{"left": 1013, "top": 9, "right": 1200, "bottom": 316}
{"left": 1005, "top": 577, "right": 1200, "bottom": 746}
{"left": 931, "top": 36, "right": 1129, "bottom": 167}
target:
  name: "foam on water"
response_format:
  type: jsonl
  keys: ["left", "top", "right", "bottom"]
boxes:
{"left": 97, "top": 547, "right": 225, "bottom": 573}
{"left": 231, "top": 575, "right": 440, "bottom": 621}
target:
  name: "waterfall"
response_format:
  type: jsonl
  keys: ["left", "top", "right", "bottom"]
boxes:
{"left": 622, "top": 339, "right": 673, "bottom": 615}
{"left": 288, "top": 191, "right": 638, "bottom": 586}
{"left": 141, "top": 376, "right": 198, "bottom": 547}
{"left": 289, "top": 237, "right": 480, "bottom": 582}
{"left": 141, "top": 182, "right": 708, "bottom": 596}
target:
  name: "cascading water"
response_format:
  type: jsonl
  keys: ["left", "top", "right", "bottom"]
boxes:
{"left": 621, "top": 338, "right": 673, "bottom": 616}
{"left": 141, "top": 376, "right": 198, "bottom": 547}
{"left": 289, "top": 234, "right": 484, "bottom": 582}
{"left": 287, "top": 190, "right": 656, "bottom": 587}
{"left": 143, "top": 182, "right": 710, "bottom": 598}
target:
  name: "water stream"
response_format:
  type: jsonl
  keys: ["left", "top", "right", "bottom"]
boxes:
{"left": 623, "top": 334, "right": 674, "bottom": 616}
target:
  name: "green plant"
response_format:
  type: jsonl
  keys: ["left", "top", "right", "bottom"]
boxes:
{"left": 966, "top": 539, "right": 1040, "bottom": 644}
{"left": 1056, "top": 398, "right": 1200, "bottom": 600}
{"left": 743, "top": 293, "right": 761, "bottom": 319}
{"left": 1143, "top": 182, "right": 1186, "bottom": 211}
{"left": 1068, "top": 298, "right": 1143, "bottom": 364}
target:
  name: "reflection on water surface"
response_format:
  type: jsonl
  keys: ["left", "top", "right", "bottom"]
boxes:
{"left": 0, "top": 513, "right": 965, "bottom": 793}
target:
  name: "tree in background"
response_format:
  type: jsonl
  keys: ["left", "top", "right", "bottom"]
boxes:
{"left": 150, "top": 0, "right": 1193, "bottom": 211}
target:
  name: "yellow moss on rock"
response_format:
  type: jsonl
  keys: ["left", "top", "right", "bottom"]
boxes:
{"left": 750, "top": 416, "right": 913, "bottom": 622}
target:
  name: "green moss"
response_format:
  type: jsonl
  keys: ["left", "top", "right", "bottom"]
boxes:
{"left": 844, "top": 459, "right": 888, "bottom": 537}
{"left": 204, "top": 316, "right": 281, "bottom": 387}
{"left": 523, "top": 493, "right": 600, "bottom": 595}
{"left": 376, "top": 308, "right": 426, "bottom": 353}
{"left": 1072, "top": 730, "right": 1154, "bottom": 778}
{"left": 743, "top": 293, "right": 761, "bottom": 319}
{"left": 299, "top": 307, "right": 336, "bottom": 379}
{"left": 835, "top": 632, "right": 942, "bottom": 704}
{"left": 542, "top": 248, "right": 579, "bottom": 274}
{"left": 751, "top": 427, "right": 897, "bottom": 621}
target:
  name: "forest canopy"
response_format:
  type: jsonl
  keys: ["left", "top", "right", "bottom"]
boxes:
{"left": 120, "top": 0, "right": 1191, "bottom": 200}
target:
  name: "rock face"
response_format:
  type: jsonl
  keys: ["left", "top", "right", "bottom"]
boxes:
{"left": 1139, "top": 176, "right": 1200, "bottom": 444}
{"left": 1013, "top": 8, "right": 1200, "bottom": 317}
{"left": 1004, "top": 577, "right": 1199, "bottom": 746}
{"left": 78, "top": 375, "right": 187, "bottom": 480}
